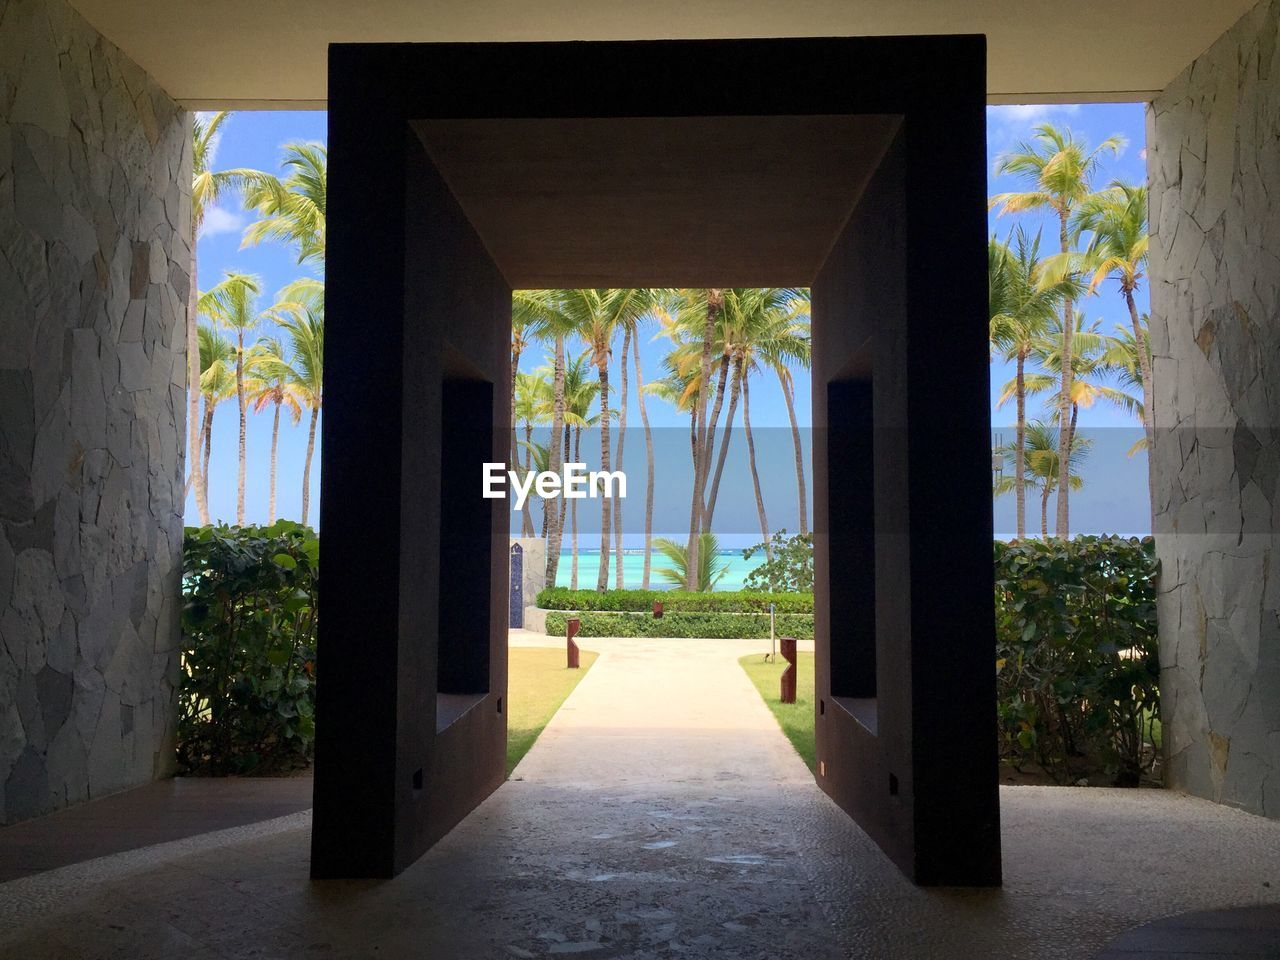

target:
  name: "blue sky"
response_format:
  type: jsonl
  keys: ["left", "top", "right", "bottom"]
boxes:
{"left": 191, "top": 102, "right": 1150, "bottom": 538}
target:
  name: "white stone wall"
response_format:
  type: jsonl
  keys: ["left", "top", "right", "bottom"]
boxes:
{"left": 0, "top": 0, "right": 190, "bottom": 822}
{"left": 1147, "top": 0, "right": 1280, "bottom": 816}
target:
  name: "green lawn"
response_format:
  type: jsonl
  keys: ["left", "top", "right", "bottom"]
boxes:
{"left": 507, "top": 647, "right": 597, "bottom": 775}
{"left": 739, "top": 651, "right": 816, "bottom": 771}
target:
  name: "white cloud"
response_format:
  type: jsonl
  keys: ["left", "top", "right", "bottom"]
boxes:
{"left": 987, "top": 102, "right": 1081, "bottom": 129}
{"left": 199, "top": 204, "right": 245, "bottom": 239}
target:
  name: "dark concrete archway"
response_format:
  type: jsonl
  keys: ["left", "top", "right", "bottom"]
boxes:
{"left": 314, "top": 36, "right": 999, "bottom": 886}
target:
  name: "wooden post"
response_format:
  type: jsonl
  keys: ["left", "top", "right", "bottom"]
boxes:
{"left": 566, "top": 617, "right": 581, "bottom": 669}
{"left": 780, "top": 636, "right": 797, "bottom": 704}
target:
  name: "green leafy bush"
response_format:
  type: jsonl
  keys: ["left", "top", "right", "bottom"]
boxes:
{"left": 537, "top": 588, "right": 813, "bottom": 615}
{"left": 994, "top": 535, "right": 1159, "bottom": 786}
{"left": 742, "top": 531, "right": 814, "bottom": 592}
{"left": 545, "top": 610, "right": 814, "bottom": 639}
{"left": 179, "top": 522, "right": 319, "bottom": 775}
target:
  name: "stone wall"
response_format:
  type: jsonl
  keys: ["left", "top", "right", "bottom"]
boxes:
{"left": 1147, "top": 0, "right": 1280, "bottom": 816}
{"left": 0, "top": 0, "right": 189, "bottom": 823}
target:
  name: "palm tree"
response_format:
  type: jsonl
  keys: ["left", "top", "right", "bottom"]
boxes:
{"left": 543, "top": 289, "right": 655, "bottom": 591}
{"left": 241, "top": 142, "right": 327, "bottom": 266}
{"left": 650, "top": 285, "right": 732, "bottom": 593}
{"left": 514, "top": 369, "right": 551, "bottom": 537}
{"left": 562, "top": 354, "right": 602, "bottom": 590}
{"left": 989, "top": 228, "right": 1085, "bottom": 538}
{"left": 662, "top": 289, "right": 809, "bottom": 550}
{"left": 245, "top": 337, "right": 303, "bottom": 525}
{"left": 778, "top": 291, "right": 813, "bottom": 536}
{"left": 995, "top": 421, "right": 1092, "bottom": 537}
{"left": 1074, "top": 182, "right": 1154, "bottom": 531}
{"left": 198, "top": 272, "right": 263, "bottom": 526}
{"left": 653, "top": 532, "right": 729, "bottom": 592}
{"left": 630, "top": 317, "right": 658, "bottom": 589}
{"left": 194, "top": 324, "right": 236, "bottom": 525}
{"left": 510, "top": 296, "right": 541, "bottom": 535}
{"left": 657, "top": 291, "right": 733, "bottom": 534}
{"left": 188, "top": 113, "right": 264, "bottom": 516}
{"left": 269, "top": 281, "right": 324, "bottom": 527}
{"left": 735, "top": 290, "right": 811, "bottom": 553}
{"left": 991, "top": 123, "right": 1124, "bottom": 537}
{"left": 513, "top": 290, "right": 585, "bottom": 580}
{"left": 1012, "top": 321, "right": 1142, "bottom": 425}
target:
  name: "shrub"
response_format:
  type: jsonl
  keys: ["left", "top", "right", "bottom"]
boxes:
{"left": 536, "top": 587, "right": 813, "bottom": 615}
{"left": 178, "top": 521, "right": 319, "bottom": 775}
{"left": 742, "top": 531, "right": 814, "bottom": 592}
{"left": 994, "top": 535, "right": 1159, "bottom": 786}
{"left": 545, "top": 610, "right": 814, "bottom": 640}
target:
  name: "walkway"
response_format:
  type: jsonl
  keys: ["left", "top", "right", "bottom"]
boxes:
{"left": 2, "top": 637, "right": 1280, "bottom": 959}
{"left": 0, "top": 776, "right": 313, "bottom": 883}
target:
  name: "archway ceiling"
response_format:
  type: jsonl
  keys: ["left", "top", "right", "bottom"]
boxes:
{"left": 67, "top": 0, "right": 1254, "bottom": 107}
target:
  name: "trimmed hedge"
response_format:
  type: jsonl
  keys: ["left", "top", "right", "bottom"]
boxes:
{"left": 537, "top": 587, "right": 813, "bottom": 615}
{"left": 546, "top": 610, "right": 814, "bottom": 640}
{"left": 994, "top": 535, "right": 1159, "bottom": 786}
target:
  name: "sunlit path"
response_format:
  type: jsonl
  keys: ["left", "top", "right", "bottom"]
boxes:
{"left": 4, "top": 636, "right": 1280, "bottom": 959}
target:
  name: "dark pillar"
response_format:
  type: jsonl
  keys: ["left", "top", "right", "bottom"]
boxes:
{"left": 812, "top": 110, "right": 1000, "bottom": 885}
{"left": 313, "top": 78, "right": 511, "bottom": 878}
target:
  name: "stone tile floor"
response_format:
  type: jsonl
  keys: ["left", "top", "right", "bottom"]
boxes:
{"left": 1, "top": 637, "right": 1278, "bottom": 959}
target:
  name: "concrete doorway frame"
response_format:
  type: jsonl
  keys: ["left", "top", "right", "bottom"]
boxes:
{"left": 314, "top": 35, "right": 1000, "bottom": 886}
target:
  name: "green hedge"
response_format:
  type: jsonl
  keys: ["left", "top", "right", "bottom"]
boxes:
{"left": 546, "top": 610, "right": 814, "bottom": 640}
{"left": 537, "top": 587, "right": 813, "bottom": 615}
{"left": 179, "top": 522, "right": 318, "bottom": 775}
{"left": 994, "top": 535, "right": 1159, "bottom": 786}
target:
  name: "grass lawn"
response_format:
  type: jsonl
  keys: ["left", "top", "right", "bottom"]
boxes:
{"left": 739, "top": 651, "right": 816, "bottom": 771}
{"left": 506, "top": 647, "right": 597, "bottom": 775}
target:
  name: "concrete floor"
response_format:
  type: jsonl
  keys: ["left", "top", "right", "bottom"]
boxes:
{"left": 2, "top": 637, "right": 1279, "bottom": 959}
{"left": 0, "top": 776, "right": 314, "bottom": 882}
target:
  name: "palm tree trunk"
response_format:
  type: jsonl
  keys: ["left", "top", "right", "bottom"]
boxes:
{"left": 1125, "top": 289, "right": 1157, "bottom": 535}
{"left": 235, "top": 330, "right": 246, "bottom": 526}
{"left": 510, "top": 342, "right": 522, "bottom": 471}
{"left": 596, "top": 359, "right": 611, "bottom": 592}
{"left": 571, "top": 427, "right": 581, "bottom": 590}
{"left": 699, "top": 354, "right": 731, "bottom": 531}
{"left": 614, "top": 327, "right": 631, "bottom": 589}
{"left": 559, "top": 422, "right": 570, "bottom": 560}
{"left": 1055, "top": 207, "right": 1074, "bottom": 539}
{"left": 197, "top": 400, "right": 213, "bottom": 525}
{"left": 268, "top": 398, "right": 281, "bottom": 524}
{"left": 301, "top": 406, "right": 318, "bottom": 527}
{"left": 1015, "top": 351, "right": 1027, "bottom": 540}
{"left": 778, "top": 371, "right": 808, "bottom": 536}
{"left": 188, "top": 244, "right": 207, "bottom": 517}
{"left": 704, "top": 355, "right": 742, "bottom": 531}
{"left": 742, "top": 373, "right": 771, "bottom": 559}
{"left": 544, "top": 335, "right": 566, "bottom": 586}
{"left": 1041, "top": 483, "right": 1051, "bottom": 538}
{"left": 200, "top": 403, "right": 215, "bottom": 524}
{"left": 633, "top": 333, "right": 655, "bottom": 590}
{"left": 521, "top": 419, "right": 535, "bottom": 537}
{"left": 686, "top": 289, "right": 723, "bottom": 589}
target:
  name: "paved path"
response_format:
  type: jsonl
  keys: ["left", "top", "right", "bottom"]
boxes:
{"left": 4, "top": 638, "right": 1280, "bottom": 959}
{"left": 0, "top": 776, "right": 313, "bottom": 883}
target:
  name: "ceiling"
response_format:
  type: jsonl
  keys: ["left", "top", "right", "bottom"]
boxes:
{"left": 68, "top": 0, "right": 1253, "bottom": 107}
{"left": 413, "top": 115, "right": 901, "bottom": 288}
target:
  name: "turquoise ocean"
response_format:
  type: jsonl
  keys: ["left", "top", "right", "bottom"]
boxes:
{"left": 553, "top": 549, "right": 763, "bottom": 591}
